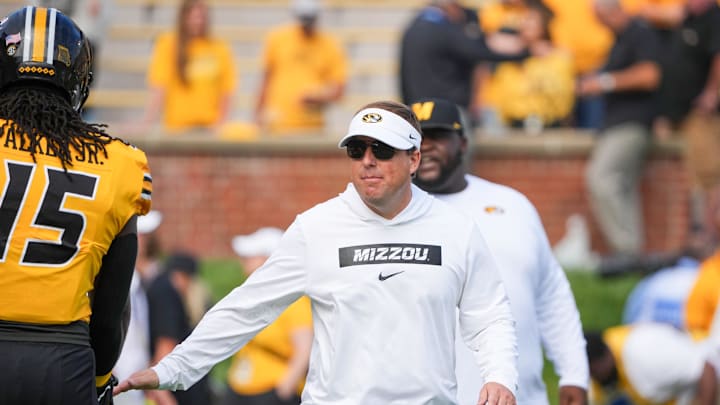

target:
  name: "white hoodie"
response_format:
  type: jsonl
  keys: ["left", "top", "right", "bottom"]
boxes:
{"left": 153, "top": 183, "right": 518, "bottom": 404}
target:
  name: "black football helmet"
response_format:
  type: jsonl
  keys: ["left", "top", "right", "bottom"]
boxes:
{"left": 0, "top": 6, "right": 92, "bottom": 111}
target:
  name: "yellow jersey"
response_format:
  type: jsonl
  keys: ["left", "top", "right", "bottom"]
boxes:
{"left": 685, "top": 251, "right": 720, "bottom": 339}
{"left": 227, "top": 296, "right": 312, "bottom": 395}
{"left": 483, "top": 51, "right": 575, "bottom": 125}
{"left": 0, "top": 125, "right": 152, "bottom": 325}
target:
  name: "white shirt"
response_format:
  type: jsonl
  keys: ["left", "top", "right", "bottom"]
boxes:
{"left": 623, "top": 323, "right": 708, "bottom": 405}
{"left": 434, "top": 176, "right": 588, "bottom": 405}
{"left": 622, "top": 257, "right": 699, "bottom": 328}
{"left": 153, "top": 183, "right": 518, "bottom": 405}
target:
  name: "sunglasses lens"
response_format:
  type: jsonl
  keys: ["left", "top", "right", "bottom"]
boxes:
{"left": 346, "top": 141, "right": 367, "bottom": 159}
{"left": 371, "top": 143, "right": 396, "bottom": 160}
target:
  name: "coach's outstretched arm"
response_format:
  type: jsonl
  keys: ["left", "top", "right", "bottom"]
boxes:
{"left": 115, "top": 222, "right": 308, "bottom": 396}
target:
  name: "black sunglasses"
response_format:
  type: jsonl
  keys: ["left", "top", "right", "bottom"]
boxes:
{"left": 345, "top": 139, "right": 397, "bottom": 161}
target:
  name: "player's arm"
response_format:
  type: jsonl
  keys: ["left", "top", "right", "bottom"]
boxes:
{"left": 91, "top": 215, "right": 138, "bottom": 384}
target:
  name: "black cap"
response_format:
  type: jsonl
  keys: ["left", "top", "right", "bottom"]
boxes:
{"left": 410, "top": 98, "right": 465, "bottom": 136}
{"left": 164, "top": 252, "right": 199, "bottom": 276}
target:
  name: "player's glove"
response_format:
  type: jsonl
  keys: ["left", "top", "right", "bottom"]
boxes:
{"left": 97, "top": 374, "right": 118, "bottom": 405}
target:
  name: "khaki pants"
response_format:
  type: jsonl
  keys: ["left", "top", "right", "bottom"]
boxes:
{"left": 681, "top": 112, "right": 720, "bottom": 254}
{"left": 586, "top": 122, "right": 651, "bottom": 254}
{"left": 683, "top": 112, "right": 720, "bottom": 191}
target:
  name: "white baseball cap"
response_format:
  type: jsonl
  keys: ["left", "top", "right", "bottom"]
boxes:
{"left": 137, "top": 210, "right": 162, "bottom": 234}
{"left": 338, "top": 107, "right": 422, "bottom": 151}
{"left": 292, "top": 0, "right": 320, "bottom": 17}
{"left": 231, "top": 227, "right": 284, "bottom": 258}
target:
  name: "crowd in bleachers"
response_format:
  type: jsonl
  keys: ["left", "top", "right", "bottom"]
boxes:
{"left": 45, "top": 0, "right": 713, "bottom": 140}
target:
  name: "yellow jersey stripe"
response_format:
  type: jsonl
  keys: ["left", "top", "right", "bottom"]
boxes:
{"left": 31, "top": 7, "right": 47, "bottom": 63}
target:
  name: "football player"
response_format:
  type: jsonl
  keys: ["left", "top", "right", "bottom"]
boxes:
{"left": 0, "top": 6, "right": 152, "bottom": 404}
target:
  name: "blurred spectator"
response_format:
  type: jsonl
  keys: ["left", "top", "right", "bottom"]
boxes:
{"left": 133, "top": 0, "right": 237, "bottom": 135}
{"left": 222, "top": 228, "right": 312, "bottom": 405}
{"left": 543, "top": 0, "right": 615, "bottom": 129}
{"left": 253, "top": 0, "right": 347, "bottom": 135}
{"left": 479, "top": 0, "right": 530, "bottom": 34}
{"left": 585, "top": 324, "right": 718, "bottom": 405}
{"left": 115, "top": 211, "right": 175, "bottom": 405}
{"left": 399, "top": 0, "right": 526, "bottom": 113}
{"left": 655, "top": 0, "right": 720, "bottom": 257}
{"left": 579, "top": 0, "right": 661, "bottom": 263}
{"left": 148, "top": 252, "right": 213, "bottom": 404}
{"left": 481, "top": 2, "right": 575, "bottom": 131}
{"left": 135, "top": 210, "right": 164, "bottom": 286}
{"left": 622, "top": 256, "right": 700, "bottom": 327}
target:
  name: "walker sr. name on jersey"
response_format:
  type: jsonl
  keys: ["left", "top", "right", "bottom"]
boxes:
{"left": 338, "top": 244, "right": 441, "bottom": 267}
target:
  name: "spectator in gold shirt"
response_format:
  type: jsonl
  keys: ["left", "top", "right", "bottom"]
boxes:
{"left": 134, "top": 0, "right": 237, "bottom": 135}
{"left": 482, "top": 2, "right": 575, "bottom": 130}
{"left": 254, "top": 0, "right": 347, "bottom": 135}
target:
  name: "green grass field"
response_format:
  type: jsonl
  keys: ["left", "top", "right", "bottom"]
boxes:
{"left": 198, "top": 260, "right": 642, "bottom": 404}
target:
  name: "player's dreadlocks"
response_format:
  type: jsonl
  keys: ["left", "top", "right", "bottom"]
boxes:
{"left": 0, "top": 84, "right": 117, "bottom": 169}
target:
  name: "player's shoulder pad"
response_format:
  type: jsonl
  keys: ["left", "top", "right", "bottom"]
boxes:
{"left": 106, "top": 139, "right": 152, "bottom": 215}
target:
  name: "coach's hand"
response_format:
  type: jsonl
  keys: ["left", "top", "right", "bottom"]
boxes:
{"left": 113, "top": 369, "right": 160, "bottom": 396}
{"left": 559, "top": 385, "right": 587, "bottom": 405}
{"left": 478, "top": 382, "right": 516, "bottom": 405}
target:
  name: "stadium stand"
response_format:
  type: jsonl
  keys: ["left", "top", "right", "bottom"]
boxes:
{"left": 0, "top": 0, "right": 454, "bottom": 131}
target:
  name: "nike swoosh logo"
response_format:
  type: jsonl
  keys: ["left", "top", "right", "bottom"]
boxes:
{"left": 409, "top": 134, "right": 417, "bottom": 140}
{"left": 378, "top": 271, "right": 405, "bottom": 281}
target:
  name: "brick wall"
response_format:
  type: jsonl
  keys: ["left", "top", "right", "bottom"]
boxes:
{"left": 139, "top": 133, "right": 690, "bottom": 258}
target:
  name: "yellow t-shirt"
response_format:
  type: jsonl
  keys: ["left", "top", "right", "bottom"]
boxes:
{"left": 261, "top": 24, "right": 347, "bottom": 132}
{"left": 148, "top": 32, "right": 237, "bottom": 132}
{"left": 484, "top": 50, "right": 575, "bottom": 125}
{"left": 480, "top": 2, "right": 529, "bottom": 34}
{"left": 227, "top": 296, "right": 312, "bottom": 395}
{"left": 685, "top": 250, "right": 720, "bottom": 339}
{"left": 0, "top": 124, "right": 151, "bottom": 324}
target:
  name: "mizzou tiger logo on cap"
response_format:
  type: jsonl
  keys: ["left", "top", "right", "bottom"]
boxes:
{"left": 362, "top": 113, "right": 382, "bottom": 123}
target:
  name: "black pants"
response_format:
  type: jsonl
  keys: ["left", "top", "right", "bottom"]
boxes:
{"left": 0, "top": 340, "right": 95, "bottom": 404}
{"left": 221, "top": 387, "right": 301, "bottom": 405}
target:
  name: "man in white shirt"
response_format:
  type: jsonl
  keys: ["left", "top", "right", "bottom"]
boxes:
{"left": 114, "top": 100, "right": 519, "bottom": 405}
{"left": 410, "top": 98, "right": 589, "bottom": 405}
{"left": 586, "top": 324, "right": 717, "bottom": 405}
